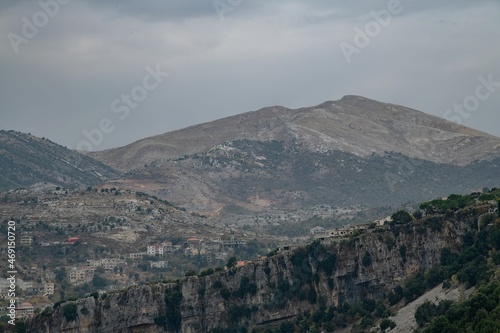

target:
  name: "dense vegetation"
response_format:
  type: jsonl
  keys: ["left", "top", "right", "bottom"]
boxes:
{"left": 415, "top": 272, "right": 500, "bottom": 333}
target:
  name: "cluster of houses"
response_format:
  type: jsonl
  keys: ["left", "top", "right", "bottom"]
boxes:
{"left": 309, "top": 216, "right": 391, "bottom": 243}
{"left": 66, "top": 237, "right": 248, "bottom": 286}
{"left": 0, "top": 278, "right": 54, "bottom": 320}
{"left": 68, "top": 258, "right": 127, "bottom": 284}
{"left": 0, "top": 279, "right": 54, "bottom": 298}
{"left": 41, "top": 237, "right": 83, "bottom": 247}
{"left": 131, "top": 237, "right": 247, "bottom": 259}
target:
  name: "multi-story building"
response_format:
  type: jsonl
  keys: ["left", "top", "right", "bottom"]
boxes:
{"left": 15, "top": 302, "right": 34, "bottom": 319}
{"left": 20, "top": 237, "right": 33, "bottom": 246}
{"left": 162, "top": 242, "right": 175, "bottom": 253}
{"left": 310, "top": 226, "right": 326, "bottom": 235}
{"left": 69, "top": 266, "right": 95, "bottom": 284}
{"left": 147, "top": 245, "right": 164, "bottom": 257}
{"left": 221, "top": 238, "right": 247, "bottom": 249}
{"left": 184, "top": 247, "right": 200, "bottom": 257}
{"left": 0, "top": 279, "right": 10, "bottom": 299}
{"left": 150, "top": 261, "right": 168, "bottom": 268}
{"left": 43, "top": 283, "right": 55, "bottom": 295}
{"left": 87, "top": 258, "right": 122, "bottom": 271}
{"left": 16, "top": 279, "right": 34, "bottom": 292}
{"left": 185, "top": 237, "right": 202, "bottom": 249}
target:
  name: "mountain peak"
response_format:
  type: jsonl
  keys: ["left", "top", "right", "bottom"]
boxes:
{"left": 87, "top": 96, "right": 500, "bottom": 171}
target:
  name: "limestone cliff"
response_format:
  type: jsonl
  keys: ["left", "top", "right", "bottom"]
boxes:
{"left": 27, "top": 206, "right": 484, "bottom": 333}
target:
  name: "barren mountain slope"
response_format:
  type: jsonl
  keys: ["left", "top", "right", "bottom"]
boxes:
{"left": 111, "top": 140, "right": 500, "bottom": 215}
{"left": 88, "top": 96, "right": 500, "bottom": 171}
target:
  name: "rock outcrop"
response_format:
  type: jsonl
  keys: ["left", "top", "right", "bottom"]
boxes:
{"left": 27, "top": 207, "right": 482, "bottom": 332}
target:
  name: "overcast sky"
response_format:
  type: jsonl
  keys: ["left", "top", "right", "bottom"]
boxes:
{"left": 1, "top": 0, "right": 499, "bottom": 151}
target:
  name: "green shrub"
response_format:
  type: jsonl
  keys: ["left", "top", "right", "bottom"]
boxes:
{"left": 62, "top": 303, "right": 78, "bottom": 322}
{"left": 391, "top": 210, "right": 413, "bottom": 224}
{"left": 362, "top": 251, "right": 372, "bottom": 267}
{"left": 164, "top": 287, "right": 183, "bottom": 331}
{"left": 380, "top": 318, "right": 396, "bottom": 331}
{"left": 399, "top": 245, "right": 407, "bottom": 263}
{"left": 220, "top": 287, "right": 231, "bottom": 300}
{"left": 41, "top": 306, "right": 53, "bottom": 317}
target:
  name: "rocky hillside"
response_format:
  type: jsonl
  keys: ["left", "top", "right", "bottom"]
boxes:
{"left": 116, "top": 139, "right": 500, "bottom": 215}
{"left": 85, "top": 96, "right": 500, "bottom": 216}
{"left": 88, "top": 95, "right": 500, "bottom": 171}
{"left": 26, "top": 195, "right": 498, "bottom": 332}
{"left": 0, "top": 130, "right": 119, "bottom": 191}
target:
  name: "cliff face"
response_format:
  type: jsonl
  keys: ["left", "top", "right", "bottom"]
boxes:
{"left": 27, "top": 210, "right": 481, "bottom": 333}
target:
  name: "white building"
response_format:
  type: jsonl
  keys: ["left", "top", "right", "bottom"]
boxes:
{"left": 44, "top": 283, "right": 55, "bottom": 295}
{"left": 69, "top": 266, "right": 95, "bottom": 284}
{"left": 87, "top": 258, "right": 122, "bottom": 271}
{"left": 162, "top": 242, "right": 175, "bottom": 253}
{"left": 310, "top": 226, "right": 326, "bottom": 235}
{"left": 20, "top": 237, "right": 33, "bottom": 246}
{"left": 147, "top": 245, "right": 164, "bottom": 257}
{"left": 150, "top": 261, "right": 168, "bottom": 268}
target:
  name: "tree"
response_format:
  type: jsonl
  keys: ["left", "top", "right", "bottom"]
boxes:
{"left": 413, "top": 210, "right": 423, "bottom": 219}
{"left": 226, "top": 256, "right": 238, "bottom": 269}
{"left": 415, "top": 301, "right": 435, "bottom": 327}
{"left": 92, "top": 274, "right": 108, "bottom": 289}
{"left": 55, "top": 268, "right": 66, "bottom": 283}
{"left": 185, "top": 270, "right": 197, "bottom": 277}
{"left": 391, "top": 210, "right": 413, "bottom": 224}
{"left": 362, "top": 251, "right": 372, "bottom": 267}
{"left": 279, "top": 322, "right": 295, "bottom": 333}
{"left": 380, "top": 318, "right": 396, "bottom": 331}
{"left": 62, "top": 303, "right": 78, "bottom": 322}
{"left": 220, "top": 287, "right": 231, "bottom": 300}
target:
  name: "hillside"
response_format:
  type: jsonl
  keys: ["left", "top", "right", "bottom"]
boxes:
{"left": 88, "top": 95, "right": 500, "bottom": 171}
{"left": 24, "top": 191, "right": 500, "bottom": 332}
{"left": 115, "top": 140, "right": 500, "bottom": 215}
{"left": 0, "top": 130, "right": 119, "bottom": 191}
{"left": 0, "top": 187, "right": 254, "bottom": 289}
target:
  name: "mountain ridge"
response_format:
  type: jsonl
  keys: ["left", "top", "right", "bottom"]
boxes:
{"left": 0, "top": 130, "right": 119, "bottom": 191}
{"left": 87, "top": 95, "right": 500, "bottom": 172}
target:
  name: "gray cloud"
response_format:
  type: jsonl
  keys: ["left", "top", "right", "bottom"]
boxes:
{"left": 0, "top": 0, "right": 499, "bottom": 151}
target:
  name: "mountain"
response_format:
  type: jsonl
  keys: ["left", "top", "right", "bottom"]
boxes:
{"left": 25, "top": 194, "right": 500, "bottom": 333}
{"left": 88, "top": 95, "right": 500, "bottom": 171}
{"left": 0, "top": 130, "right": 119, "bottom": 191}
{"left": 87, "top": 96, "right": 500, "bottom": 216}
